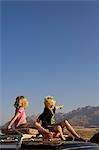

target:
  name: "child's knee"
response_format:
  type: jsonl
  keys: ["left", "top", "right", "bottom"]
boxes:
{"left": 33, "top": 121, "right": 40, "bottom": 127}
{"left": 64, "top": 120, "right": 68, "bottom": 124}
{"left": 57, "top": 125, "right": 62, "bottom": 131}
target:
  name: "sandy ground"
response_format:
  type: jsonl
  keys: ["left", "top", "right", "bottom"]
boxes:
{"left": 63, "top": 126, "right": 99, "bottom": 140}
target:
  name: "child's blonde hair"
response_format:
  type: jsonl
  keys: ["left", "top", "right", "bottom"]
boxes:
{"left": 14, "top": 96, "right": 29, "bottom": 109}
{"left": 44, "top": 96, "right": 56, "bottom": 109}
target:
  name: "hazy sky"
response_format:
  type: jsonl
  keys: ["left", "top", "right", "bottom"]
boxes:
{"left": 1, "top": 0, "right": 99, "bottom": 125}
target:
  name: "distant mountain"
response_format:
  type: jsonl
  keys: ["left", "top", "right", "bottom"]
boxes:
{"left": 1, "top": 106, "right": 99, "bottom": 128}
{"left": 55, "top": 106, "right": 99, "bottom": 127}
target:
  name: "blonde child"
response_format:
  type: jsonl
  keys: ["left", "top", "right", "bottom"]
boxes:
{"left": 7, "top": 96, "right": 29, "bottom": 129}
{"left": 36, "top": 96, "right": 85, "bottom": 141}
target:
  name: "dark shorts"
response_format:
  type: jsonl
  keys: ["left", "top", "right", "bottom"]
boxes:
{"left": 47, "top": 122, "right": 62, "bottom": 132}
{"left": 47, "top": 125, "right": 55, "bottom": 132}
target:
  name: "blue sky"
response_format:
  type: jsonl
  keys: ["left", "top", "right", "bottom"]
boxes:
{"left": 1, "top": 0, "right": 99, "bottom": 125}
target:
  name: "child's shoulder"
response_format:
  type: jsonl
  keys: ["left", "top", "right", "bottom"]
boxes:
{"left": 17, "top": 107, "right": 25, "bottom": 112}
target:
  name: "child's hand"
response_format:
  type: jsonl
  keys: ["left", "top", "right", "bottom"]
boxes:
{"left": 56, "top": 105, "right": 64, "bottom": 110}
{"left": 59, "top": 105, "right": 63, "bottom": 109}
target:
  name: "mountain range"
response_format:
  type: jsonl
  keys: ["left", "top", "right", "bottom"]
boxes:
{"left": 56, "top": 106, "right": 99, "bottom": 127}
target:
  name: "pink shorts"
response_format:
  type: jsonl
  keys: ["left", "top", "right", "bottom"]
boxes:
{"left": 53, "top": 131, "right": 59, "bottom": 138}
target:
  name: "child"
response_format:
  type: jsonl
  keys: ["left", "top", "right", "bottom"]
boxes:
{"left": 36, "top": 96, "right": 85, "bottom": 141}
{"left": 7, "top": 96, "right": 29, "bottom": 129}
{"left": 7, "top": 96, "right": 52, "bottom": 139}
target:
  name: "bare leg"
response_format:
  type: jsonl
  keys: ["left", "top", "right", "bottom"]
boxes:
{"left": 33, "top": 122, "right": 53, "bottom": 140}
{"left": 61, "top": 120, "right": 80, "bottom": 139}
{"left": 55, "top": 125, "right": 65, "bottom": 140}
{"left": 33, "top": 122, "right": 49, "bottom": 134}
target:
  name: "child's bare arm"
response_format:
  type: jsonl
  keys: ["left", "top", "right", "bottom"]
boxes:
{"left": 7, "top": 112, "right": 20, "bottom": 129}
{"left": 55, "top": 105, "right": 63, "bottom": 110}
